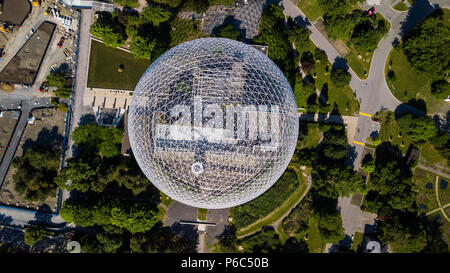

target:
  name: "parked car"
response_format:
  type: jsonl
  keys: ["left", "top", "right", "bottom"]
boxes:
{"left": 57, "top": 37, "right": 65, "bottom": 48}
{"left": 367, "top": 7, "right": 376, "bottom": 16}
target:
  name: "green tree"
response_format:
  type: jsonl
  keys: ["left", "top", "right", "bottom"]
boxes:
{"left": 318, "top": 210, "right": 344, "bottom": 244}
{"left": 330, "top": 67, "right": 351, "bottom": 88}
{"left": 214, "top": 24, "right": 241, "bottom": 40}
{"left": 90, "top": 21, "right": 127, "bottom": 48}
{"left": 12, "top": 146, "right": 59, "bottom": 202}
{"left": 239, "top": 229, "right": 281, "bottom": 253}
{"left": 351, "top": 21, "right": 379, "bottom": 52}
{"left": 253, "top": 4, "right": 291, "bottom": 63}
{"left": 153, "top": 0, "right": 182, "bottom": 7}
{"left": 113, "top": 0, "right": 138, "bottom": 8}
{"left": 61, "top": 197, "right": 159, "bottom": 233}
{"left": 282, "top": 195, "right": 313, "bottom": 236}
{"left": 402, "top": 9, "right": 450, "bottom": 81}
{"left": 288, "top": 24, "right": 311, "bottom": 49}
{"left": 46, "top": 72, "right": 65, "bottom": 88}
{"left": 396, "top": 114, "right": 437, "bottom": 143}
{"left": 401, "top": 10, "right": 449, "bottom": 81}
{"left": 362, "top": 161, "right": 375, "bottom": 174}
{"left": 130, "top": 35, "right": 156, "bottom": 60}
{"left": 140, "top": 5, "right": 172, "bottom": 26}
{"left": 387, "top": 70, "right": 396, "bottom": 81}
{"left": 431, "top": 80, "right": 450, "bottom": 99}
{"left": 55, "top": 157, "right": 101, "bottom": 192}
{"left": 24, "top": 226, "right": 46, "bottom": 246}
{"left": 378, "top": 213, "right": 427, "bottom": 253}
{"left": 280, "top": 237, "right": 309, "bottom": 253}
{"left": 72, "top": 124, "right": 122, "bottom": 158}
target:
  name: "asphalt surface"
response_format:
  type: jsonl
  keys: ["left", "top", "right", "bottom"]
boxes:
{"left": 283, "top": 0, "right": 448, "bottom": 169}
{"left": 165, "top": 201, "right": 198, "bottom": 240}
{"left": 283, "top": 0, "right": 450, "bottom": 243}
{"left": 0, "top": 98, "right": 52, "bottom": 188}
{"left": 67, "top": 9, "right": 93, "bottom": 160}
{"left": 206, "top": 208, "right": 230, "bottom": 248}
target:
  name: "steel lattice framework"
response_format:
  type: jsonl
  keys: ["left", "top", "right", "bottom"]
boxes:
{"left": 128, "top": 38, "right": 299, "bottom": 209}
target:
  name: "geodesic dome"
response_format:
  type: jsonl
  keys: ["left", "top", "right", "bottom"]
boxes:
{"left": 128, "top": 38, "right": 299, "bottom": 209}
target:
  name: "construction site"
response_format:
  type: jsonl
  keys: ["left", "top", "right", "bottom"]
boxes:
{"left": 0, "top": 0, "right": 79, "bottom": 96}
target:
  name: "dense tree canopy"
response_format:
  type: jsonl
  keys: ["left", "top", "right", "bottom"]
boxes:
{"left": 129, "top": 35, "right": 157, "bottom": 60}
{"left": 253, "top": 4, "right": 291, "bottom": 63}
{"left": 12, "top": 146, "right": 59, "bottom": 202}
{"left": 239, "top": 229, "right": 281, "bottom": 253}
{"left": 113, "top": 0, "right": 138, "bottom": 8}
{"left": 402, "top": 10, "right": 449, "bottom": 81}
{"left": 431, "top": 80, "right": 450, "bottom": 99}
{"left": 24, "top": 226, "right": 46, "bottom": 246}
{"left": 396, "top": 114, "right": 437, "bottom": 143}
{"left": 61, "top": 197, "right": 158, "bottom": 234}
{"left": 330, "top": 67, "right": 351, "bottom": 88}
{"left": 90, "top": 21, "right": 127, "bottom": 48}
{"left": 72, "top": 124, "right": 122, "bottom": 158}
{"left": 46, "top": 72, "right": 65, "bottom": 88}
{"left": 318, "top": 209, "right": 344, "bottom": 244}
{"left": 153, "top": 0, "right": 182, "bottom": 7}
{"left": 288, "top": 24, "right": 312, "bottom": 50}
{"left": 282, "top": 195, "right": 314, "bottom": 236}
{"left": 213, "top": 24, "right": 241, "bottom": 40}
{"left": 312, "top": 124, "right": 365, "bottom": 198}
{"left": 378, "top": 213, "right": 427, "bottom": 253}
{"left": 363, "top": 143, "right": 416, "bottom": 215}
{"left": 140, "top": 5, "right": 172, "bottom": 27}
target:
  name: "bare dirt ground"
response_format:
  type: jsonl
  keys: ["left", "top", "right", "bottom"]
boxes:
{"left": 0, "top": 21, "right": 56, "bottom": 85}
{"left": 0, "top": 107, "right": 65, "bottom": 212}
{"left": 0, "top": 111, "right": 19, "bottom": 163}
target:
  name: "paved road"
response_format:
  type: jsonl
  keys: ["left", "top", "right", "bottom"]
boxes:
{"left": 67, "top": 9, "right": 93, "bottom": 159}
{"left": 283, "top": 0, "right": 450, "bottom": 243}
{"left": 165, "top": 201, "right": 198, "bottom": 240}
{"left": 206, "top": 208, "right": 230, "bottom": 248}
{"left": 283, "top": 0, "right": 448, "bottom": 169}
{"left": 0, "top": 98, "right": 52, "bottom": 188}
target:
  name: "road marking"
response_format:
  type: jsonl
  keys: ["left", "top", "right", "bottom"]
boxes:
{"left": 353, "top": 141, "right": 365, "bottom": 146}
{"left": 359, "top": 112, "right": 372, "bottom": 117}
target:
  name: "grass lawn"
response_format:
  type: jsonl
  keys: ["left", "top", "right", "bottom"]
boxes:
{"left": 157, "top": 205, "right": 166, "bottom": 222}
{"left": 198, "top": 208, "right": 207, "bottom": 221}
{"left": 419, "top": 142, "right": 447, "bottom": 166}
{"left": 428, "top": 211, "right": 450, "bottom": 246}
{"left": 374, "top": 110, "right": 446, "bottom": 167}
{"left": 87, "top": 40, "right": 150, "bottom": 90}
{"left": 307, "top": 215, "right": 323, "bottom": 253}
{"left": 299, "top": 126, "right": 321, "bottom": 149}
{"left": 439, "top": 177, "right": 450, "bottom": 205}
{"left": 385, "top": 44, "right": 448, "bottom": 114}
{"left": 170, "top": 18, "right": 205, "bottom": 47}
{"left": 393, "top": 1, "right": 409, "bottom": 12}
{"left": 344, "top": 14, "right": 390, "bottom": 79}
{"left": 373, "top": 111, "right": 412, "bottom": 154}
{"left": 295, "top": 40, "right": 360, "bottom": 116}
{"left": 297, "top": 0, "right": 323, "bottom": 22}
{"left": 413, "top": 168, "right": 439, "bottom": 213}
{"left": 352, "top": 232, "right": 364, "bottom": 251}
{"left": 235, "top": 169, "right": 308, "bottom": 238}
{"left": 351, "top": 191, "right": 363, "bottom": 206}
{"left": 276, "top": 223, "right": 290, "bottom": 244}
{"left": 160, "top": 192, "right": 174, "bottom": 208}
